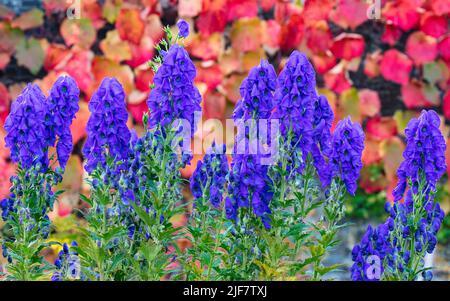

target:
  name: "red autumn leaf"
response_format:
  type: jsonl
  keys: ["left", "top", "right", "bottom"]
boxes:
{"left": 401, "top": 80, "right": 434, "bottom": 109}
{"left": 128, "top": 101, "right": 149, "bottom": 125}
{"left": 381, "top": 25, "right": 403, "bottom": 46}
{"left": 44, "top": 43, "right": 71, "bottom": 71}
{"left": 0, "top": 82, "right": 10, "bottom": 124}
{"left": 116, "top": 8, "right": 145, "bottom": 44}
{"left": 405, "top": 32, "right": 438, "bottom": 65}
{"left": 196, "top": 0, "right": 228, "bottom": 36}
{"left": 0, "top": 52, "right": 10, "bottom": 70}
{"left": 263, "top": 20, "right": 281, "bottom": 50}
{"left": 279, "top": 12, "right": 304, "bottom": 51}
{"left": 382, "top": 1, "right": 420, "bottom": 31}
{"left": 143, "top": 14, "right": 164, "bottom": 44}
{"left": 364, "top": 50, "right": 381, "bottom": 78}
{"left": 366, "top": 116, "right": 398, "bottom": 140}
{"left": 330, "top": 33, "right": 365, "bottom": 61}
{"left": 420, "top": 12, "right": 448, "bottom": 38}
{"left": 361, "top": 137, "right": 382, "bottom": 165}
{"left": 70, "top": 100, "right": 90, "bottom": 145}
{"left": 305, "top": 20, "right": 333, "bottom": 53}
{"left": 63, "top": 50, "right": 94, "bottom": 95}
{"left": 324, "top": 66, "right": 352, "bottom": 94}
{"left": 60, "top": 18, "right": 96, "bottom": 49}
{"left": 330, "top": 0, "right": 369, "bottom": 30}
{"left": 0, "top": 158, "right": 15, "bottom": 199}
{"left": 302, "top": 0, "right": 334, "bottom": 26}
{"left": 135, "top": 69, "right": 154, "bottom": 93}
{"left": 380, "top": 49, "right": 413, "bottom": 85}
{"left": 311, "top": 52, "right": 336, "bottom": 75}
{"left": 186, "top": 33, "right": 223, "bottom": 61}
{"left": 359, "top": 89, "right": 381, "bottom": 117}
{"left": 230, "top": 18, "right": 263, "bottom": 53}
{"left": 438, "top": 35, "right": 450, "bottom": 61}
{"left": 203, "top": 90, "right": 226, "bottom": 120}
{"left": 443, "top": 90, "right": 450, "bottom": 120}
{"left": 430, "top": 0, "right": 450, "bottom": 16}
{"left": 81, "top": 0, "right": 105, "bottom": 29}
{"left": 195, "top": 62, "right": 223, "bottom": 91}
{"left": 227, "top": 0, "right": 258, "bottom": 21}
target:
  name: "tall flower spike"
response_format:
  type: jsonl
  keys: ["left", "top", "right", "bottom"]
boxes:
{"left": 232, "top": 59, "right": 277, "bottom": 121}
{"left": 83, "top": 78, "right": 131, "bottom": 173}
{"left": 47, "top": 75, "right": 80, "bottom": 169}
{"left": 393, "top": 110, "right": 447, "bottom": 201}
{"left": 4, "top": 84, "right": 51, "bottom": 169}
{"left": 227, "top": 151, "right": 273, "bottom": 229}
{"left": 147, "top": 44, "right": 201, "bottom": 136}
{"left": 271, "top": 51, "right": 317, "bottom": 171}
{"left": 190, "top": 142, "right": 229, "bottom": 208}
{"left": 328, "top": 117, "right": 364, "bottom": 195}
{"left": 310, "top": 95, "right": 334, "bottom": 187}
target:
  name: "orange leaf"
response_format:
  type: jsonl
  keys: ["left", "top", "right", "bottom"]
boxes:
{"left": 100, "top": 30, "right": 132, "bottom": 63}
{"left": 11, "top": 8, "right": 44, "bottom": 30}
{"left": 116, "top": 8, "right": 145, "bottom": 44}
{"left": 359, "top": 89, "right": 380, "bottom": 118}
{"left": 230, "top": 18, "right": 263, "bottom": 53}
{"left": 60, "top": 18, "right": 96, "bottom": 49}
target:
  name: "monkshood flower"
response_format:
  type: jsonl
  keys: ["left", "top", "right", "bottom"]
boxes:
{"left": 177, "top": 19, "right": 189, "bottom": 38}
{"left": 310, "top": 95, "right": 334, "bottom": 187}
{"left": 227, "top": 150, "right": 273, "bottom": 229}
{"left": 328, "top": 117, "right": 364, "bottom": 195}
{"left": 190, "top": 142, "right": 229, "bottom": 208}
{"left": 4, "top": 84, "right": 51, "bottom": 169}
{"left": 46, "top": 75, "right": 80, "bottom": 169}
{"left": 233, "top": 60, "right": 276, "bottom": 121}
{"left": 393, "top": 110, "right": 447, "bottom": 201}
{"left": 147, "top": 44, "right": 201, "bottom": 136}
{"left": 83, "top": 78, "right": 131, "bottom": 173}
{"left": 51, "top": 241, "right": 81, "bottom": 281}
{"left": 271, "top": 51, "right": 317, "bottom": 172}
{"left": 351, "top": 110, "right": 446, "bottom": 281}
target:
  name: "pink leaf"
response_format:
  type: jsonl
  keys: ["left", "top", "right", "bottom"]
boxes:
{"left": 401, "top": 80, "right": 434, "bottom": 109}
{"left": 382, "top": 1, "right": 420, "bottom": 31}
{"left": 359, "top": 89, "right": 381, "bottom": 117}
{"left": 438, "top": 35, "right": 450, "bottom": 61}
{"left": 330, "top": 0, "right": 369, "bottom": 30}
{"left": 405, "top": 32, "right": 438, "bottom": 65}
{"left": 381, "top": 25, "right": 403, "bottom": 46}
{"left": 420, "top": 12, "right": 448, "bottom": 38}
{"left": 380, "top": 49, "right": 413, "bottom": 85}
{"left": 330, "top": 33, "right": 365, "bottom": 61}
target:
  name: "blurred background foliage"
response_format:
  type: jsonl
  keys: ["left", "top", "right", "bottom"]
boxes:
{"left": 0, "top": 0, "right": 449, "bottom": 247}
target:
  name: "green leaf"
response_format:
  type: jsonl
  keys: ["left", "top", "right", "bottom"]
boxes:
{"left": 14, "top": 37, "right": 44, "bottom": 74}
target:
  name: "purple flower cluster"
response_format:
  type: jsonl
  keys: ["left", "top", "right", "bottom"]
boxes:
{"left": 190, "top": 143, "right": 229, "bottom": 208}
{"left": 147, "top": 44, "right": 201, "bottom": 136}
{"left": 351, "top": 111, "right": 446, "bottom": 281}
{"left": 226, "top": 152, "right": 273, "bottom": 229}
{"left": 351, "top": 192, "right": 445, "bottom": 281}
{"left": 328, "top": 117, "right": 365, "bottom": 195}
{"left": 310, "top": 95, "right": 334, "bottom": 187}
{"left": 233, "top": 60, "right": 276, "bottom": 121}
{"left": 83, "top": 78, "right": 131, "bottom": 173}
{"left": 46, "top": 76, "right": 80, "bottom": 169}
{"left": 177, "top": 19, "right": 190, "bottom": 38}
{"left": 271, "top": 51, "right": 316, "bottom": 169}
{"left": 393, "top": 110, "right": 447, "bottom": 201}
{"left": 51, "top": 241, "right": 81, "bottom": 281}
{"left": 4, "top": 84, "right": 51, "bottom": 169}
